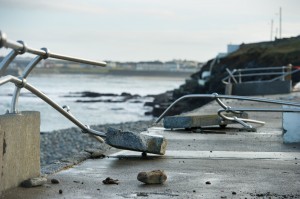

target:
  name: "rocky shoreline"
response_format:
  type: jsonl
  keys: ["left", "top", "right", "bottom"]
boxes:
{"left": 40, "top": 119, "right": 156, "bottom": 174}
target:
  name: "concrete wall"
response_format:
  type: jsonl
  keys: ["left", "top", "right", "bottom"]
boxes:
{"left": 226, "top": 80, "right": 291, "bottom": 96}
{"left": 282, "top": 106, "right": 300, "bottom": 143}
{"left": 0, "top": 111, "right": 40, "bottom": 194}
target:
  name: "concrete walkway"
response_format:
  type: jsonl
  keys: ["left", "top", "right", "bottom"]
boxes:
{"left": 2, "top": 93, "right": 300, "bottom": 199}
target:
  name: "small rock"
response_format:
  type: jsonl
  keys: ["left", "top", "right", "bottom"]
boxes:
{"left": 232, "top": 191, "right": 237, "bottom": 195}
{"left": 137, "top": 170, "right": 167, "bottom": 184}
{"left": 102, "top": 177, "right": 119, "bottom": 185}
{"left": 51, "top": 179, "right": 60, "bottom": 184}
{"left": 91, "top": 151, "right": 105, "bottom": 159}
{"left": 205, "top": 181, "right": 211, "bottom": 185}
{"left": 21, "top": 177, "right": 47, "bottom": 188}
{"left": 59, "top": 189, "right": 63, "bottom": 194}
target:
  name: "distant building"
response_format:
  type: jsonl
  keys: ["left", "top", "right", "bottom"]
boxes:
{"left": 227, "top": 44, "right": 240, "bottom": 54}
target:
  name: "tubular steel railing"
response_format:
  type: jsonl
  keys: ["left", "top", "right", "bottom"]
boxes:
{"left": 0, "top": 31, "right": 107, "bottom": 141}
{"left": 222, "top": 66, "right": 300, "bottom": 85}
{"left": 155, "top": 93, "right": 300, "bottom": 130}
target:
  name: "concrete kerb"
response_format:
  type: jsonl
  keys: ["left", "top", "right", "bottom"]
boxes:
{"left": 0, "top": 111, "right": 41, "bottom": 194}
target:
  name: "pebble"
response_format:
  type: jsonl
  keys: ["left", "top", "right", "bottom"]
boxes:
{"left": 21, "top": 177, "right": 47, "bottom": 188}
{"left": 102, "top": 177, "right": 119, "bottom": 185}
{"left": 51, "top": 178, "right": 60, "bottom": 184}
{"left": 205, "top": 181, "right": 211, "bottom": 185}
{"left": 137, "top": 170, "right": 167, "bottom": 184}
{"left": 59, "top": 189, "right": 63, "bottom": 194}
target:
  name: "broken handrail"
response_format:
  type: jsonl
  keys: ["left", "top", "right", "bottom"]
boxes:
{"left": 0, "top": 31, "right": 106, "bottom": 77}
{"left": 155, "top": 93, "right": 300, "bottom": 129}
{"left": 0, "top": 75, "right": 106, "bottom": 141}
{"left": 0, "top": 31, "right": 107, "bottom": 113}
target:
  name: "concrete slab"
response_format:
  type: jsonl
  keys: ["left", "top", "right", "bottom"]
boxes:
{"left": 106, "top": 127, "right": 167, "bottom": 155}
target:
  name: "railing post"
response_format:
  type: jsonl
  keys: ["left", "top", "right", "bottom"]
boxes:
{"left": 284, "top": 64, "right": 292, "bottom": 81}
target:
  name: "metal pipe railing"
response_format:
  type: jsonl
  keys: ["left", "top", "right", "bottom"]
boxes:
{"left": 0, "top": 31, "right": 107, "bottom": 113}
{"left": 0, "top": 31, "right": 108, "bottom": 142}
{"left": 222, "top": 66, "right": 299, "bottom": 84}
{"left": 0, "top": 75, "right": 106, "bottom": 139}
{"left": 0, "top": 31, "right": 106, "bottom": 69}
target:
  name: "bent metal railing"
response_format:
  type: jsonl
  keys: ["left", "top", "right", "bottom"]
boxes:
{"left": 155, "top": 93, "right": 300, "bottom": 130}
{"left": 0, "top": 31, "right": 107, "bottom": 141}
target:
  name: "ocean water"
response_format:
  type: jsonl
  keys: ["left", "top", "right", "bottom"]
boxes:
{"left": 0, "top": 74, "right": 186, "bottom": 132}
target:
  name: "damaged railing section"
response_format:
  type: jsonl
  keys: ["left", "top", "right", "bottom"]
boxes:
{"left": 0, "top": 31, "right": 107, "bottom": 142}
{"left": 0, "top": 31, "right": 168, "bottom": 155}
{"left": 155, "top": 93, "right": 300, "bottom": 130}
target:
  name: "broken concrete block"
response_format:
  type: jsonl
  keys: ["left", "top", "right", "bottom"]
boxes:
{"left": 164, "top": 112, "right": 248, "bottom": 129}
{"left": 20, "top": 177, "right": 47, "bottom": 188}
{"left": 106, "top": 127, "right": 167, "bottom": 155}
{"left": 137, "top": 170, "right": 167, "bottom": 184}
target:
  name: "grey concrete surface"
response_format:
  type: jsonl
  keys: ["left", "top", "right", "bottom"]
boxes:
{"left": 0, "top": 111, "right": 40, "bottom": 194}
{"left": 1, "top": 94, "right": 300, "bottom": 199}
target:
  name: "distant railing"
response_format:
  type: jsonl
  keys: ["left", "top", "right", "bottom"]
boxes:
{"left": 222, "top": 65, "right": 300, "bottom": 85}
{"left": 0, "top": 31, "right": 107, "bottom": 140}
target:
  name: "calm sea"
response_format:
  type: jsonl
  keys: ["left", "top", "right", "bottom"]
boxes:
{"left": 0, "top": 74, "right": 186, "bottom": 132}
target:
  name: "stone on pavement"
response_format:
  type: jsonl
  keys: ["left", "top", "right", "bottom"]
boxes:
{"left": 20, "top": 177, "right": 47, "bottom": 188}
{"left": 137, "top": 170, "right": 167, "bottom": 184}
{"left": 106, "top": 127, "right": 167, "bottom": 155}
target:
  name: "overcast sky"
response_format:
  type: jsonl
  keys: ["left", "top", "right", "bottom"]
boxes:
{"left": 0, "top": 0, "right": 299, "bottom": 62}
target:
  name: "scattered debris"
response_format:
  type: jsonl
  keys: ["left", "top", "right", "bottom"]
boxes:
{"left": 20, "top": 177, "right": 47, "bottom": 188}
{"left": 137, "top": 170, "right": 167, "bottom": 184}
{"left": 51, "top": 178, "right": 60, "bottom": 184}
{"left": 137, "top": 192, "right": 148, "bottom": 197}
{"left": 142, "top": 152, "right": 147, "bottom": 158}
{"left": 91, "top": 151, "right": 106, "bottom": 159}
{"left": 102, "top": 177, "right": 119, "bottom": 185}
{"left": 85, "top": 148, "right": 106, "bottom": 159}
